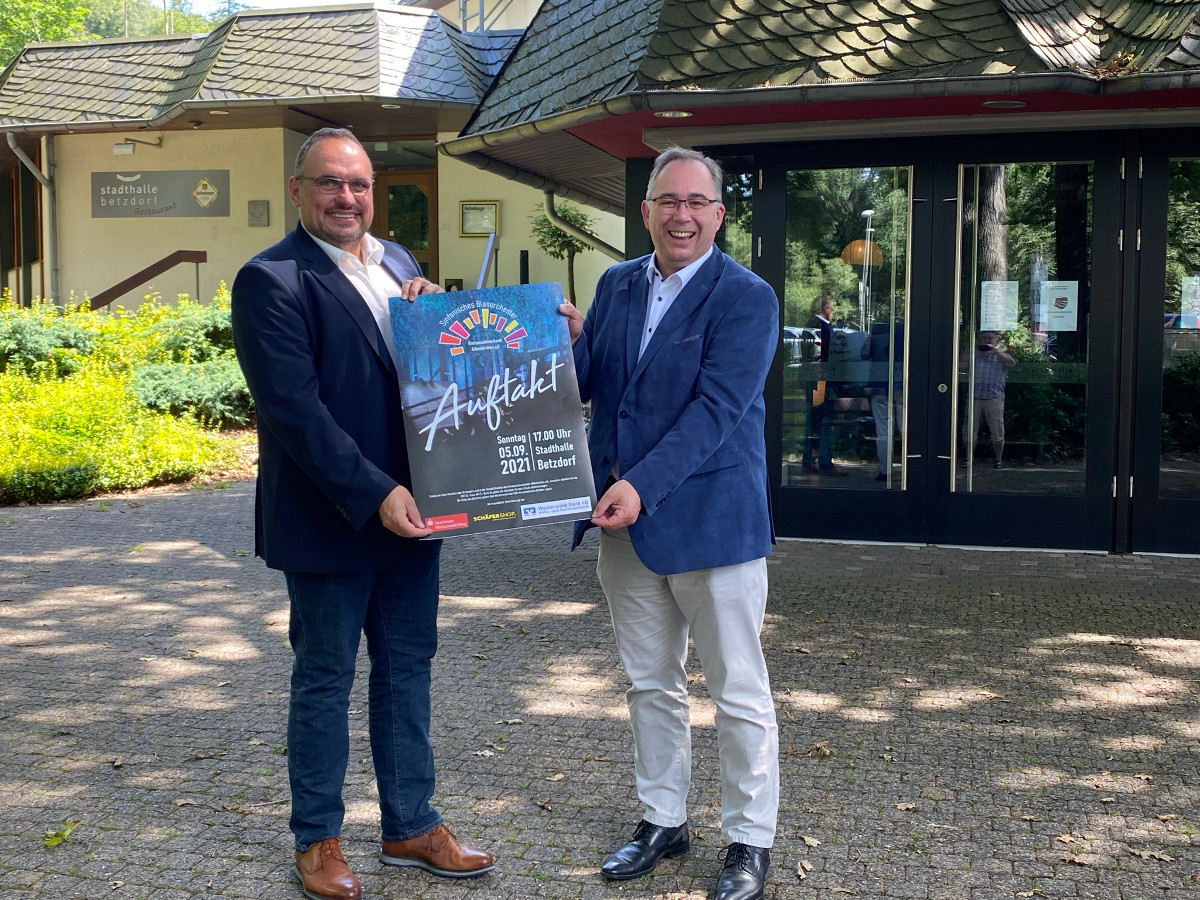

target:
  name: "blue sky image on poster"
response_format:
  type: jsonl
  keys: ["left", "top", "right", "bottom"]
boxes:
{"left": 389, "top": 282, "right": 595, "bottom": 536}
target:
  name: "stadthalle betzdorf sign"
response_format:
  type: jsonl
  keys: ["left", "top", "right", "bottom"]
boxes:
{"left": 91, "top": 171, "right": 230, "bottom": 218}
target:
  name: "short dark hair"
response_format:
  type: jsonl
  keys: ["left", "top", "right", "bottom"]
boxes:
{"left": 294, "top": 128, "right": 366, "bottom": 176}
{"left": 646, "top": 146, "right": 723, "bottom": 200}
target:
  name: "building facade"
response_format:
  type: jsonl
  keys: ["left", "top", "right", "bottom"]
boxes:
{"left": 442, "top": 0, "right": 1200, "bottom": 554}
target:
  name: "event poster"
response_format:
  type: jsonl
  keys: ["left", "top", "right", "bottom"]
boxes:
{"left": 389, "top": 282, "right": 596, "bottom": 536}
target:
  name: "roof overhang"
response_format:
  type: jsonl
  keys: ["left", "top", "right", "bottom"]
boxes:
{"left": 1, "top": 94, "right": 478, "bottom": 139}
{"left": 440, "top": 70, "right": 1200, "bottom": 210}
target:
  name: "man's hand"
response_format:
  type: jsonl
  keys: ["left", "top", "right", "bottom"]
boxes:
{"left": 397, "top": 277, "right": 443, "bottom": 301}
{"left": 378, "top": 485, "right": 434, "bottom": 538}
{"left": 591, "top": 479, "right": 642, "bottom": 529}
{"left": 558, "top": 302, "right": 583, "bottom": 345}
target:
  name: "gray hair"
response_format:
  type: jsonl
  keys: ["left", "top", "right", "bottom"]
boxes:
{"left": 645, "top": 146, "right": 723, "bottom": 200}
{"left": 294, "top": 128, "right": 366, "bottom": 176}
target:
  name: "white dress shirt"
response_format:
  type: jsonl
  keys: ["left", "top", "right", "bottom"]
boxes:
{"left": 640, "top": 245, "right": 714, "bottom": 359}
{"left": 311, "top": 232, "right": 404, "bottom": 368}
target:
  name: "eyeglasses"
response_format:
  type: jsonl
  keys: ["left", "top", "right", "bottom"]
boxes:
{"left": 647, "top": 196, "right": 720, "bottom": 212}
{"left": 297, "top": 175, "right": 374, "bottom": 196}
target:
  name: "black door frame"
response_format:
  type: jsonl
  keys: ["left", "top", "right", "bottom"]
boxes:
{"left": 1129, "top": 128, "right": 1200, "bottom": 553}
{"left": 719, "top": 130, "right": 1156, "bottom": 551}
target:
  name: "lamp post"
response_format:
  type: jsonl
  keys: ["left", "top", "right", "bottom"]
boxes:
{"left": 860, "top": 208, "right": 874, "bottom": 329}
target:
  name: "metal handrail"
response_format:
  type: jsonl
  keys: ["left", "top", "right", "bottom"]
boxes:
{"left": 88, "top": 250, "right": 207, "bottom": 311}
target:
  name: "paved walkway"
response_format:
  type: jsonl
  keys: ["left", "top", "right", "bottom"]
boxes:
{"left": 1, "top": 481, "right": 1198, "bottom": 900}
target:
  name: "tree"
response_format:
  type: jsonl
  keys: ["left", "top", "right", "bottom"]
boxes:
{"left": 85, "top": 0, "right": 214, "bottom": 38}
{"left": 529, "top": 201, "right": 595, "bottom": 306}
{"left": 0, "top": 0, "right": 88, "bottom": 67}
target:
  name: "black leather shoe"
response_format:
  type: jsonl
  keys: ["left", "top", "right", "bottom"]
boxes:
{"left": 715, "top": 843, "right": 769, "bottom": 900}
{"left": 600, "top": 820, "right": 689, "bottom": 880}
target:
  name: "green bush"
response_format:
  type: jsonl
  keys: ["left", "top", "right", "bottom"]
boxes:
{"left": 1162, "top": 351, "right": 1200, "bottom": 453}
{"left": 132, "top": 357, "right": 254, "bottom": 427}
{"left": 0, "top": 298, "right": 95, "bottom": 377}
{"left": 0, "top": 368, "right": 233, "bottom": 504}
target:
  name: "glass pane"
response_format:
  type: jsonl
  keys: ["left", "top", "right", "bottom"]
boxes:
{"left": 1162, "top": 159, "right": 1200, "bottom": 499}
{"left": 954, "top": 162, "right": 1091, "bottom": 494}
{"left": 781, "top": 166, "right": 910, "bottom": 489}
{"left": 720, "top": 162, "right": 754, "bottom": 269}
{"left": 364, "top": 140, "right": 437, "bottom": 170}
{"left": 388, "top": 185, "right": 428, "bottom": 251}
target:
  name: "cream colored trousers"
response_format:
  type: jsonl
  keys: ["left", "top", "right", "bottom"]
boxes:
{"left": 597, "top": 526, "right": 779, "bottom": 848}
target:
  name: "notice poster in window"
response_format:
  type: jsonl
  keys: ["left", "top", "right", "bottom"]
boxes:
{"left": 1040, "top": 280, "right": 1079, "bottom": 332}
{"left": 1182, "top": 275, "right": 1200, "bottom": 328}
{"left": 389, "top": 282, "right": 596, "bottom": 537}
{"left": 980, "top": 281, "right": 1019, "bottom": 332}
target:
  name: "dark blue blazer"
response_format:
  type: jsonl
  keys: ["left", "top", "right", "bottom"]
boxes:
{"left": 231, "top": 223, "right": 433, "bottom": 573}
{"left": 571, "top": 250, "right": 777, "bottom": 575}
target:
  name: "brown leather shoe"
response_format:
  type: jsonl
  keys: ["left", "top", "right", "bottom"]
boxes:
{"left": 293, "top": 838, "right": 361, "bottom": 900}
{"left": 380, "top": 824, "right": 495, "bottom": 878}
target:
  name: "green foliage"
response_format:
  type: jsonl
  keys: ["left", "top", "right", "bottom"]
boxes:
{"left": 132, "top": 357, "right": 253, "bottom": 427}
{"left": 84, "top": 0, "right": 214, "bottom": 39}
{"left": 0, "top": 368, "right": 232, "bottom": 504}
{"left": 1162, "top": 351, "right": 1200, "bottom": 453}
{"left": 0, "top": 287, "right": 244, "bottom": 504}
{"left": 530, "top": 202, "right": 596, "bottom": 305}
{"left": 0, "top": 0, "right": 87, "bottom": 66}
{"left": 0, "top": 299, "right": 94, "bottom": 377}
{"left": 783, "top": 167, "right": 909, "bottom": 328}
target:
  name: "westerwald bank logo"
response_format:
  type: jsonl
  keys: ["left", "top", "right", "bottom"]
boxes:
{"left": 437, "top": 304, "right": 527, "bottom": 356}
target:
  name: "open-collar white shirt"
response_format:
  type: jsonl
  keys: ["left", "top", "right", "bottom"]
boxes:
{"left": 312, "top": 231, "right": 403, "bottom": 367}
{"left": 639, "top": 244, "right": 715, "bottom": 359}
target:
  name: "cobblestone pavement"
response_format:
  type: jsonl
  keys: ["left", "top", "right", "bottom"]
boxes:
{"left": 1, "top": 481, "right": 1198, "bottom": 900}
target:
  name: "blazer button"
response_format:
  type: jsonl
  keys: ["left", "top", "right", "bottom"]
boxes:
{"left": 619, "top": 410, "right": 629, "bottom": 419}
{"left": 601, "top": 456, "right": 610, "bottom": 466}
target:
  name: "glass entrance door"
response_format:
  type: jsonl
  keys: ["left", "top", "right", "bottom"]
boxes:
{"left": 1129, "top": 137, "right": 1200, "bottom": 553}
{"left": 756, "top": 136, "right": 1130, "bottom": 549}
{"left": 371, "top": 171, "right": 437, "bottom": 282}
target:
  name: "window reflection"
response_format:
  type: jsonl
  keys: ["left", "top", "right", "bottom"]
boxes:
{"left": 955, "top": 163, "right": 1091, "bottom": 494}
{"left": 1161, "top": 160, "right": 1200, "bottom": 499}
{"left": 780, "top": 167, "right": 910, "bottom": 490}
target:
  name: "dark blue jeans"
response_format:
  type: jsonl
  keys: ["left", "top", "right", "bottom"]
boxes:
{"left": 284, "top": 539, "right": 443, "bottom": 851}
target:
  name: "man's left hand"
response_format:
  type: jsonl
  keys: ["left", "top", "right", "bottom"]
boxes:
{"left": 397, "top": 277, "right": 443, "bottom": 301}
{"left": 379, "top": 485, "right": 434, "bottom": 537}
{"left": 591, "top": 479, "right": 642, "bottom": 529}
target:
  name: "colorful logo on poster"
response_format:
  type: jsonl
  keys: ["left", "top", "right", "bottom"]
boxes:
{"left": 438, "top": 306, "right": 528, "bottom": 356}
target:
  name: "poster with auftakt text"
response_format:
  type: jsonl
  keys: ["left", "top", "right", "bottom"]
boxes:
{"left": 389, "top": 282, "right": 596, "bottom": 537}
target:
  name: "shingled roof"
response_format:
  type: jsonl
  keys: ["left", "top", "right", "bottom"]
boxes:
{"left": 0, "top": 3, "right": 519, "bottom": 131}
{"left": 444, "top": 0, "right": 1200, "bottom": 209}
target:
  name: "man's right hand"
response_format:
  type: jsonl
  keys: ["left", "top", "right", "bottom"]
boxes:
{"left": 378, "top": 485, "right": 434, "bottom": 538}
{"left": 558, "top": 302, "right": 583, "bottom": 344}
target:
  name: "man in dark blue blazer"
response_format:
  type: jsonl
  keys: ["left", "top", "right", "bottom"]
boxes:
{"left": 561, "top": 147, "right": 779, "bottom": 900}
{"left": 232, "top": 128, "right": 493, "bottom": 900}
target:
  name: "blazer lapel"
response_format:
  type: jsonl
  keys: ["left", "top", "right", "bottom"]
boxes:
{"left": 295, "top": 225, "right": 399, "bottom": 380}
{"left": 623, "top": 259, "right": 652, "bottom": 380}
{"left": 631, "top": 250, "right": 726, "bottom": 380}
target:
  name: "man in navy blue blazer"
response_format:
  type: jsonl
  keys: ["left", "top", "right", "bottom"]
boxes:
{"left": 560, "top": 147, "right": 780, "bottom": 900}
{"left": 232, "top": 128, "right": 493, "bottom": 900}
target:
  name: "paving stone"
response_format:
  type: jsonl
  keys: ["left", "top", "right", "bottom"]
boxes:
{"left": 0, "top": 482, "right": 1198, "bottom": 898}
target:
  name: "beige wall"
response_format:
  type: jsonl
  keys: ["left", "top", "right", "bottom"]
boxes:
{"left": 53, "top": 128, "right": 294, "bottom": 306}
{"left": 435, "top": 137, "right": 624, "bottom": 312}
{"left": 42, "top": 125, "right": 624, "bottom": 312}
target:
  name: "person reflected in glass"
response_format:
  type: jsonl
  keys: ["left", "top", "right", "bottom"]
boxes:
{"left": 801, "top": 296, "right": 846, "bottom": 476}
{"left": 964, "top": 331, "right": 1016, "bottom": 469}
{"left": 863, "top": 318, "right": 903, "bottom": 482}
